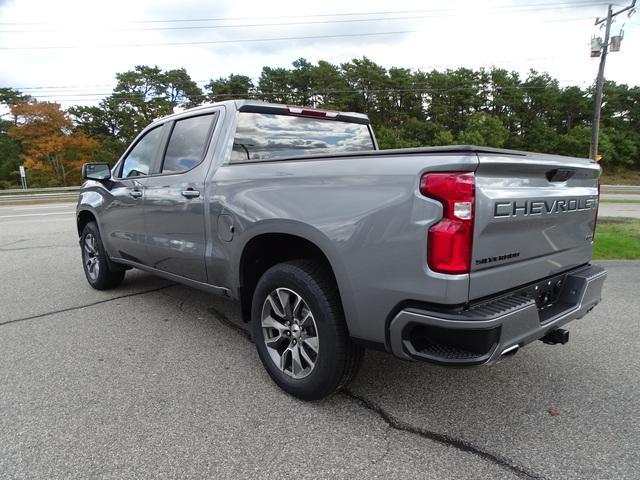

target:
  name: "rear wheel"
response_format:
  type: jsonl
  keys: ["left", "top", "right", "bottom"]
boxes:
{"left": 252, "top": 260, "right": 363, "bottom": 400}
{"left": 81, "top": 221, "right": 125, "bottom": 290}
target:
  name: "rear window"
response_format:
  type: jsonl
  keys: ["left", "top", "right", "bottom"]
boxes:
{"left": 162, "top": 114, "right": 215, "bottom": 174}
{"left": 230, "top": 112, "right": 374, "bottom": 163}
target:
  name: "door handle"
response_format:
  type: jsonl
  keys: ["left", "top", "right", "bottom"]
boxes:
{"left": 129, "top": 190, "right": 143, "bottom": 199}
{"left": 181, "top": 189, "right": 200, "bottom": 199}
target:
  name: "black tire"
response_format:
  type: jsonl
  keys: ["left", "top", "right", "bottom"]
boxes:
{"left": 251, "top": 260, "right": 363, "bottom": 400}
{"left": 80, "top": 221, "right": 125, "bottom": 290}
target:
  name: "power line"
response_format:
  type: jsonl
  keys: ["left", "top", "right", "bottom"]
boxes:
{"left": 0, "top": 10, "right": 609, "bottom": 52}
{"left": 11, "top": 84, "right": 118, "bottom": 91}
{"left": 0, "top": 29, "right": 425, "bottom": 50}
{"left": 0, "top": 1, "right": 607, "bottom": 26}
{"left": 0, "top": 11, "right": 573, "bottom": 33}
{"left": 22, "top": 84, "right": 597, "bottom": 103}
{"left": 13, "top": 76, "right": 589, "bottom": 98}
{"left": 0, "top": 3, "right": 607, "bottom": 33}
{"left": 9, "top": 69, "right": 591, "bottom": 96}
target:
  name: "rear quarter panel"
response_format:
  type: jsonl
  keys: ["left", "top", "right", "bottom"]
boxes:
{"left": 207, "top": 154, "right": 478, "bottom": 344}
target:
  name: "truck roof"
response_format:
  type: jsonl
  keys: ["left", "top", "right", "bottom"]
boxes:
{"left": 152, "top": 99, "right": 370, "bottom": 125}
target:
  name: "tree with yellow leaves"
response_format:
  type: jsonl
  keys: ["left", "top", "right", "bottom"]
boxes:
{"left": 8, "top": 102, "right": 98, "bottom": 186}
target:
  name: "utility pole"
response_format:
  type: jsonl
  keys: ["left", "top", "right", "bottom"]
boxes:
{"left": 589, "top": 0, "right": 636, "bottom": 160}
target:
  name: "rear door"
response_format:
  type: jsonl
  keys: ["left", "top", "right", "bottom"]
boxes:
{"left": 470, "top": 152, "right": 600, "bottom": 300}
{"left": 142, "top": 111, "right": 219, "bottom": 282}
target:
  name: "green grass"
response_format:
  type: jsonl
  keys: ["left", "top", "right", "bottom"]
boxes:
{"left": 593, "top": 217, "right": 640, "bottom": 259}
{"left": 600, "top": 198, "right": 640, "bottom": 204}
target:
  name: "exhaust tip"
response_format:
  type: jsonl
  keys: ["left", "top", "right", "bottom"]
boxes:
{"left": 499, "top": 344, "right": 519, "bottom": 359}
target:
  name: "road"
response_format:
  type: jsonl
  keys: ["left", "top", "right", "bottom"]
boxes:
{"left": 598, "top": 202, "right": 640, "bottom": 219}
{"left": 1, "top": 203, "right": 639, "bottom": 480}
{"left": 601, "top": 193, "right": 640, "bottom": 201}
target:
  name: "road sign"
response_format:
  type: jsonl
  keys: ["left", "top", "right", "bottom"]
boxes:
{"left": 18, "top": 165, "right": 27, "bottom": 189}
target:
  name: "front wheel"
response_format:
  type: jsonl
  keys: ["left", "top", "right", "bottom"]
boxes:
{"left": 81, "top": 221, "right": 125, "bottom": 290}
{"left": 252, "top": 260, "right": 363, "bottom": 400}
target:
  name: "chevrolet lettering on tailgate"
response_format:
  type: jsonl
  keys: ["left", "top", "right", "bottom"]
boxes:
{"left": 494, "top": 197, "right": 598, "bottom": 218}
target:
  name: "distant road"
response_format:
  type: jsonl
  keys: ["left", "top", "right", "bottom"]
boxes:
{"left": 599, "top": 203, "right": 640, "bottom": 219}
{"left": 601, "top": 193, "right": 640, "bottom": 201}
{"left": 0, "top": 199, "right": 638, "bottom": 222}
{"left": 0, "top": 202, "right": 76, "bottom": 220}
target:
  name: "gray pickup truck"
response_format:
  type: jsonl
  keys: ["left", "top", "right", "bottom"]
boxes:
{"left": 77, "top": 100, "right": 606, "bottom": 400}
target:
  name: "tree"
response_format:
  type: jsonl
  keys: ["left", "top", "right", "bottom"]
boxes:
{"left": 524, "top": 119, "right": 560, "bottom": 154}
{"left": 375, "top": 126, "right": 417, "bottom": 149}
{"left": 0, "top": 119, "right": 21, "bottom": 187}
{"left": 340, "top": 57, "right": 389, "bottom": 123}
{"left": 386, "top": 67, "right": 425, "bottom": 127}
{"left": 309, "top": 60, "right": 352, "bottom": 110}
{"left": 77, "top": 65, "right": 203, "bottom": 146}
{"left": 458, "top": 112, "right": 509, "bottom": 147}
{"left": 399, "top": 118, "right": 453, "bottom": 147}
{"left": 0, "top": 88, "right": 33, "bottom": 186}
{"left": 0, "top": 88, "right": 33, "bottom": 123}
{"left": 487, "top": 68, "right": 524, "bottom": 135}
{"left": 290, "top": 58, "right": 314, "bottom": 106}
{"left": 68, "top": 104, "right": 127, "bottom": 166}
{"left": 9, "top": 102, "right": 98, "bottom": 186}
{"left": 205, "top": 74, "right": 254, "bottom": 101}
{"left": 556, "top": 86, "right": 590, "bottom": 134}
{"left": 164, "top": 68, "right": 203, "bottom": 108}
{"left": 50, "top": 62, "right": 640, "bottom": 183}
{"left": 257, "top": 67, "right": 293, "bottom": 104}
{"left": 519, "top": 70, "right": 560, "bottom": 135}
{"left": 423, "top": 68, "right": 486, "bottom": 137}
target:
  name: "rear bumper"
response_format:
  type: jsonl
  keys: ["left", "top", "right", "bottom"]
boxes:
{"left": 388, "top": 264, "right": 607, "bottom": 366}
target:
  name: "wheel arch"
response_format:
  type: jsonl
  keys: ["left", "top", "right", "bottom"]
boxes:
{"left": 237, "top": 229, "right": 352, "bottom": 329}
{"left": 77, "top": 208, "right": 98, "bottom": 237}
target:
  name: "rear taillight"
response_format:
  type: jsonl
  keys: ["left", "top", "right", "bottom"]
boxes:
{"left": 420, "top": 172, "right": 475, "bottom": 274}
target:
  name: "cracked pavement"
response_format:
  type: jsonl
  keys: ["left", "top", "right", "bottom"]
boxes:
{"left": 1, "top": 202, "right": 639, "bottom": 479}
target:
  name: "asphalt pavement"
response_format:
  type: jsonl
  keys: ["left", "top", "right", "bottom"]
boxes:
{"left": 1, "top": 202, "right": 639, "bottom": 480}
{"left": 598, "top": 202, "right": 640, "bottom": 219}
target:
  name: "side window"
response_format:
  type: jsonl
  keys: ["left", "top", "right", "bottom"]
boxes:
{"left": 121, "top": 126, "right": 163, "bottom": 178}
{"left": 161, "top": 114, "right": 215, "bottom": 174}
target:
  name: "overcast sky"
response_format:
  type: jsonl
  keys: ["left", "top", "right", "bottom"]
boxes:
{"left": 1, "top": 0, "right": 638, "bottom": 106}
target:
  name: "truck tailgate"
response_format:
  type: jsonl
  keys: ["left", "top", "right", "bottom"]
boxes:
{"left": 470, "top": 152, "right": 600, "bottom": 300}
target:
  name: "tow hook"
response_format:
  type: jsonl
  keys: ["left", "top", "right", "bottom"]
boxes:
{"left": 540, "top": 328, "right": 569, "bottom": 345}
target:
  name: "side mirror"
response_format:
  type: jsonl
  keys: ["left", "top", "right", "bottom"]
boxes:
{"left": 82, "top": 163, "right": 111, "bottom": 181}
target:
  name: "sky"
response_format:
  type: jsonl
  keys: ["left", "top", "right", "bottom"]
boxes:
{"left": 0, "top": 0, "right": 639, "bottom": 107}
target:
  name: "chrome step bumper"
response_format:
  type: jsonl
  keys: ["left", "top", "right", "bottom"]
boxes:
{"left": 388, "top": 264, "right": 607, "bottom": 366}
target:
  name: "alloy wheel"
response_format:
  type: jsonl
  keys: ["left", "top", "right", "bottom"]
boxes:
{"left": 261, "top": 288, "right": 319, "bottom": 379}
{"left": 83, "top": 233, "right": 100, "bottom": 281}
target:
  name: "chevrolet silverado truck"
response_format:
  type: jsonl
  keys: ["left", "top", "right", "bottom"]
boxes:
{"left": 77, "top": 100, "right": 607, "bottom": 400}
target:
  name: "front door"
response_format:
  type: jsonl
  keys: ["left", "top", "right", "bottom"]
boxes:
{"left": 143, "top": 112, "right": 219, "bottom": 282}
{"left": 100, "top": 125, "right": 165, "bottom": 265}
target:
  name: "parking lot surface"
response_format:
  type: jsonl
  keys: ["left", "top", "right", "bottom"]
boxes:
{"left": 1, "top": 202, "right": 639, "bottom": 479}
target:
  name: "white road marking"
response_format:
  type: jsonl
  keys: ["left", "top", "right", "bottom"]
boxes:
{"left": 3, "top": 204, "right": 76, "bottom": 211}
{"left": 0, "top": 211, "right": 75, "bottom": 219}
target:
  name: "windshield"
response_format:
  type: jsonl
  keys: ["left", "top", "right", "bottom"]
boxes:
{"left": 230, "top": 112, "right": 374, "bottom": 163}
